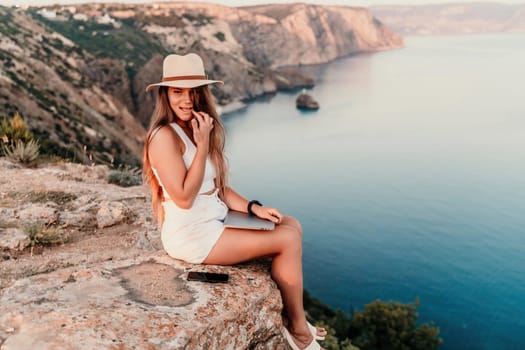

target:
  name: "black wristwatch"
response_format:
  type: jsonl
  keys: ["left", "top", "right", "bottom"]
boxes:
{"left": 247, "top": 200, "right": 262, "bottom": 216}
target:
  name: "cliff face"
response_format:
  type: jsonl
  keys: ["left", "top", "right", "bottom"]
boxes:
{"left": 371, "top": 3, "right": 525, "bottom": 35}
{"left": 1, "top": 256, "right": 285, "bottom": 349}
{"left": 0, "top": 3, "right": 403, "bottom": 165}
{"left": 237, "top": 3, "right": 403, "bottom": 67}
{"left": 0, "top": 159, "right": 286, "bottom": 349}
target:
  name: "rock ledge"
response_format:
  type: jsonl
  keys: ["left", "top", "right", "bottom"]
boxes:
{"left": 0, "top": 253, "right": 285, "bottom": 349}
{"left": 0, "top": 159, "right": 286, "bottom": 349}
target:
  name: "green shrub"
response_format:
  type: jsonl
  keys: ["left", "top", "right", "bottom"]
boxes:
{"left": 28, "top": 190, "right": 77, "bottom": 206}
{"left": 182, "top": 13, "right": 212, "bottom": 26}
{"left": 24, "top": 222, "right": 68, "bottom": 247}
{"left": 304, "top": 290, "right": 354, "bottom": 350}
{"left": 0, "top": 112, "right": 35, "bottom": 156}
{"left": 349, "top": 299, "right": 443, "bottom": 350}
{"left": 214, "top": 31, "right": 225, "bottom": 42}
{"left": 108, "top": 165, "right": 142, "bottom": 187}
{"left": 29, "top": 11, "right": 168, "bottom": 80}
{"left": 317, "top": 322, "right": 360, "bottom": 350}
{"left": 4, "top": 139, "right": 40, "bottom": 164}
{"left": 303, "top": 291, "right": 442, "bottom": 350}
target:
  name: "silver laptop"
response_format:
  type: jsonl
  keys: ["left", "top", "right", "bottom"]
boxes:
{"left": 223, "top": 210, "right": 275, "bottom": 231}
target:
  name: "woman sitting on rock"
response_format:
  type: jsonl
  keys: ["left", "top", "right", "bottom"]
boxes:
{"left": 142, "top": 53, "right": 326, "bottom": 350}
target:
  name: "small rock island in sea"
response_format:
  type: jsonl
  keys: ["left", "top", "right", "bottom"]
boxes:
{"left": 296, "top": 91, "right": 320, "bottom": 111}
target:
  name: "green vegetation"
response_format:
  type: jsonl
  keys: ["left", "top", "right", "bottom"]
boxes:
{"left": 29, "top": 10, "right": 168, "bottom": 79}
{"left": 27, "top": 190, "right": 77, "bottom": 206}
{"left": 108, "top": 165, "right": 142, "bottom": 187}
{"left": 24, "top": 222, "right": 68, "bottom": 247}
{"left": 2, "top": 68, "right": 58, "bottom": 112}
{"left": 214, "top": 31, "right": 226, "bottom": 42}
{"left": 31, "top": 128, "right": 78, "bottom": 162}
{"left": 0, "top": 113, "right": 77, "bottom": 164}
{"left": 0, "top": 113, "right": 34, "bottom": 148}
{"left": 181, "top": 12, "right": 213, "bottom": 26}
{"left": 4, "top": 139, "right": 40, "bottom": 164}
{"left": 1, "top": 113, "right": 41, "bottom": 164}
{"left": 0, "top": 8, "right": 21, "bottom": 37}
{"left": 0, "top": 49, "right": 15, "bottom": 70}
{"left": 8, "top": 190, "right": 77, "bottom": 211}
{"left": 136, "top": 11, "right": 185, "bottom": 28}
{"left": 304, "top": 291, "right": 443, "bottom": 350}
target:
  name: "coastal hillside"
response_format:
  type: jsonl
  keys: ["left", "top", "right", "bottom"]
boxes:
{"left": 0, "top": 2, "right": 403, "bottom": 165}
{"left": 371, "top": 2, "right": 525, "bottom": 35}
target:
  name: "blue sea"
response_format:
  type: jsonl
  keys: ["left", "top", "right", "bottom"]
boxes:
{"left": 222, "top": 33, "right": 525, "bottom": 350}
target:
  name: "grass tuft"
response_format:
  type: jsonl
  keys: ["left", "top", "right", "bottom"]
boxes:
{"left": 4, "top": 139, "right": 40, "bottom": 164}
{"left": 24, "top": 222, "right": 69, "bottom": 247}
{"left": 108, "top": 165, "right": 142, "bottom": 187}
{"left": 28, "top": 191, "right": 77, "bottom": 205}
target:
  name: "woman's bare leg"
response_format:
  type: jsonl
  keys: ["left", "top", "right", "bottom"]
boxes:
{"left": 204, "top": 216, "right": 322, "bottom": 349}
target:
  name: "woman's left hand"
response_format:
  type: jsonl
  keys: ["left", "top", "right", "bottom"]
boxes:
{"left": 252, "top": 205, "right": 283, "bottom": 224}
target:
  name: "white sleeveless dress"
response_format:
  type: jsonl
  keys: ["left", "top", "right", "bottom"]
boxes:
{"left": 153, "top": 123, "right": 228, "bottom": 263}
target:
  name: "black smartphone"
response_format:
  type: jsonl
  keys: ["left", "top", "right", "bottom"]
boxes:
{"left": 187, "top": 271, "right": 229, "bottom": 283}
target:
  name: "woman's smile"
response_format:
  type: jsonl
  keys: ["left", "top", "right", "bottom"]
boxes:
{"left": 168, "top": 87, "right": 194, "bottom": 120}
{"left": 178, "top": 106, "right": 193, "bottom": 115}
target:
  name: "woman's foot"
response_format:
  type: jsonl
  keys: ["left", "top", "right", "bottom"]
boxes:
{"left": 307, "top": 321, "right": 327, "bottom": 340}
{"left": 284, "top": 317, "right": 327, "bottom": 340}
{"left": 285, "top": 325, "right": 324, "bottom": 350}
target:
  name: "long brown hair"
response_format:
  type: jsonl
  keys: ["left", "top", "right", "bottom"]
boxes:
{"left": 142, "top": 85, "right": 228, "bottom": 224}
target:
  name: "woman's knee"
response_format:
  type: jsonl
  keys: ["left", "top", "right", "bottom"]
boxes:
{"left": 278, "top": 225, "right": 302, "bottom": 254}
{"left": 281, "top": 215, "right": 302, "bottom": 236}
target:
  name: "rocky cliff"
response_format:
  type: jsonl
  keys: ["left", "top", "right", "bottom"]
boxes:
{"left": 0, "top": 2, "right": 403, "bottom": 165}
{"left": 242, "top": 3, "right": 402, "bottom": 67}
{"left": 0, "top": 159, "right": 286, "bottom": 349}
{"left": 371, "top": 3, "right": 525, "bottom": 35}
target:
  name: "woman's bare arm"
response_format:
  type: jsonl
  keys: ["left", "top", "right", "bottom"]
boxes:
{"left": 222, "top": 186, "right": 249, "bottom": 212}
{"left": 222, "top": 186, "right": 283, "bottom": 224}
{"left": 148, "top": 126, "right": 207, "bottom": 209}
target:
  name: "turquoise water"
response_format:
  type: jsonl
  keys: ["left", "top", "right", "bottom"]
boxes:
{"left": 223, "top": 33, "right": 525, "bottom": 350}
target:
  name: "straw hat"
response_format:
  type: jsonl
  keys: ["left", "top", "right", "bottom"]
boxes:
{"left": 145, "top": 53, "right": 224, "bottom": 92}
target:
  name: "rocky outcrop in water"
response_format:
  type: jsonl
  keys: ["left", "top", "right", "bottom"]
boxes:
{"left": 296, "top": 92, "right": 319, "bottom": 111}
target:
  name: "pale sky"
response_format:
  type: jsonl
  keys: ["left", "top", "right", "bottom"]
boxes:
{"left": 2, "top": 0, "right": 524, "bottom": 7}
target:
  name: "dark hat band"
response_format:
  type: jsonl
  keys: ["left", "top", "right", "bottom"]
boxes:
{"left": 162, "top": 75, "right": 208, "bottom": 82}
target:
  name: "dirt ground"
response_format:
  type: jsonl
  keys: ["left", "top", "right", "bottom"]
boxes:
{"left": 0, "top": 159, "right": 160, "bottom": 293}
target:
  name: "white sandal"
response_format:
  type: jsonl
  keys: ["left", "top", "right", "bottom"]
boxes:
{"left": 307, "top": 321, "right": 326, "bottom": 341}
{"left": 283, "top": 327, "right": 321, "bottom": 350}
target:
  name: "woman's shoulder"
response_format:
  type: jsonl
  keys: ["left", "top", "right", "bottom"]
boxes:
{"left": 149, "top": 124, "right": 183, "bottom": 150}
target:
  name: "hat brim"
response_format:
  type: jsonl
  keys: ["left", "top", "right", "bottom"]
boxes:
{"left": 146, "top": 79, "right": 224, "bottom": 92}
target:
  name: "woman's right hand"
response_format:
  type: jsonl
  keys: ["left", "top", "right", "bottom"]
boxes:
{"left": 252, "top": 205, "right": 283, "bottom": 224}
{"left": 191, "top": 110, "right": 214, "bottom": 150}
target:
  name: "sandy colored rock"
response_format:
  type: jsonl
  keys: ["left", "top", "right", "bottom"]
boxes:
{"left": 0, "top": 253, "right": 286, "bottom": 350}
{"left": 59, "top": 210, "right": 95, "bottom": 227}
{"left": 0, "top": 228, "right": 30, "bottom": 251}
{"left": 96, "top": 201, "right": 129, "bottom": 228}
{"left": 0, "top": 159, "right": 288, "bottom": 349}
{"left": 16, "top": 205, "right": 57, "bottom": 222}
